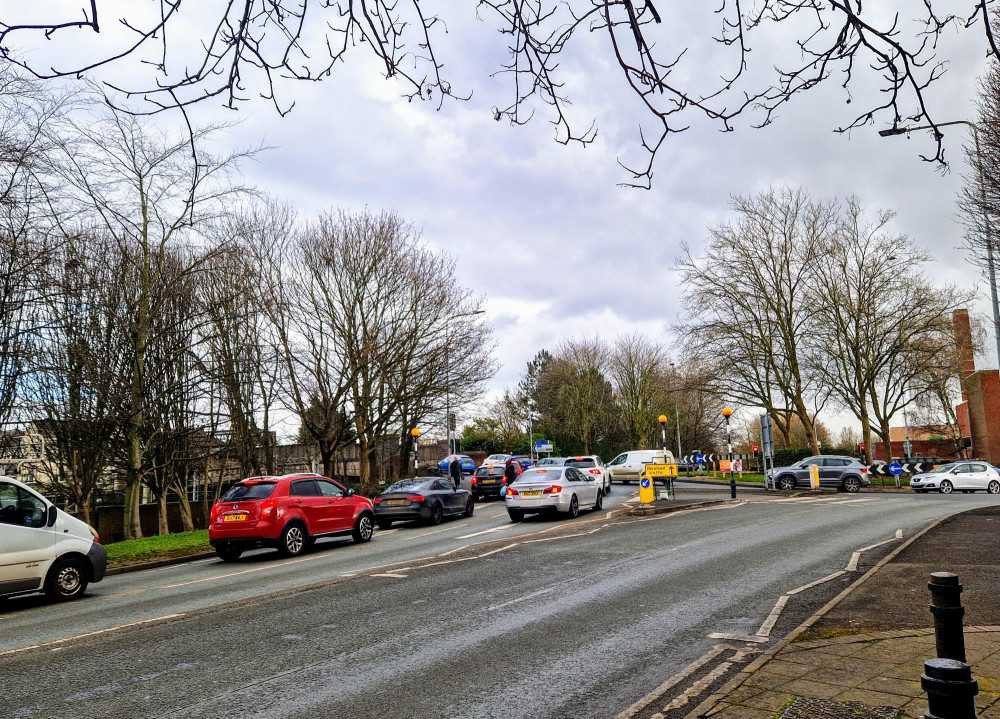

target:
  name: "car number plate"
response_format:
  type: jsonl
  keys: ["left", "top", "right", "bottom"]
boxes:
{"left": 223, "top": 514, "right": 247, "bottom": 522}
{"left": 387, "top": 498, "right": 410, "bottom": 506}
{"left": 521, "top": 490, "right": 542, "bottom": 497}
{"left": 480, "top": 479, "right": 496, "bottom": 485}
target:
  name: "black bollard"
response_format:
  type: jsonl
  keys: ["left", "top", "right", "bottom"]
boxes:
{"left": 922, "top": 658, "right": 978, "bottom": 719}
{"left": 729, "top": 474, "right": 736, "bottom": 499}
{"left": 929, "top": 572, "right": 966, "bottom": 662}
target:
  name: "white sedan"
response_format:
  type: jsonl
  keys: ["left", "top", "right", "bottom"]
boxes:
{"left": 505, "top": 466, "right": 603, "bottom": 521}
{"left": 564, "top": 455, "right": 611, "bottom": 495}
{"left": 910, "top": 461, "right": 1000, "bottom": 494}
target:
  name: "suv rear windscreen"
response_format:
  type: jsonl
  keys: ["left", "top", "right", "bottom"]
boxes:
{"left": 475, "top": 466, "right": 504, "bottom": 477}
{"left": 566, "top": 458, "right": 596, "bottom": 468}
{"left": 222, "top": 482, "right": 276, "bottom": 501}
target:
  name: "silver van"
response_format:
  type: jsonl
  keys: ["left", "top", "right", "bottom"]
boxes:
{"left": 606, "top": 450, "right": 675, "bottom": 484}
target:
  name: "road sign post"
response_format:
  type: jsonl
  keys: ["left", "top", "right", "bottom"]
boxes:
{"left": 645, "top": 462, "right": 677, "bottom": 500}
{"left": 534, "top": 439, "right": 553, "bottom": 454}
{"left": 638, "top": 473, "right": 655, "bottom": 504}
{"left": 760, "top": 413, "right": 774, "bottom": 490}
{"left": 889, "top": 460, "right": 903, "bottom": 488}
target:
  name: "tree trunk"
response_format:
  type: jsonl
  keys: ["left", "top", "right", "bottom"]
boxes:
{"left": 79, "top": 494, "right": 92, "bottom": 526}
{"left": 175, "top": 484, "right": 195, "bottom": 532}
{"left": 125, "top": 477, "right": 143, "bottom": 540}
{"left": 157, "top": 491, "right": 169, "bottom": 535}
{"left": 321, "top": 444, "right": 334, "bottom": 478}
{"left": 358, "top": 435, "right": 371, "bottom": 492}
{"left": 860, "top": 412, "right": 873, "bottom": 464}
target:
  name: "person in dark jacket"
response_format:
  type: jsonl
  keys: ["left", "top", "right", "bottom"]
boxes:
{"left": 503, "top": 458, "right": 519, "bottom": 486}
{"left": 448, "top": 456, "right": 463, "bottom": 489}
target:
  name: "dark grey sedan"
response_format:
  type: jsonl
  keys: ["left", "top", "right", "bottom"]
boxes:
{"left": 373, "top": 477, "right": 474, "bottom": 529}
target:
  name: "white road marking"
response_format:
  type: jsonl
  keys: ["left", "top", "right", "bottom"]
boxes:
{"left": 655, "top": 662, "right": 734, "bottom": 715}
{"left": 846, "top": 551, "right": 862, "bottom": 572}
{"left": 755, "top": 594, "right": 788, "bottom": 638}
{"left": 615, "top": 645, "right": 729, "bottom": 719}
{"left": 706, "top": 632, "right": 769, "bottom": 644}
{"left": 158, "top": 552, "right": 328, "bottom": 589}
{"left": 786, "top": 570, "right": 846, "bottom": 596}
{"left": 0, "top": 614, "right": 186, "bottom": 658}
{"left": 339, "top": 572, "right": 357, "bottom": 577}
{"left": 896, "top": 528, "right": 904, "bottom": 539}
{"left": 487, "top": 584, "right": 562, "bottom": 611}
{"left": 375, "top": 528, "right": 399, "bottom": 535}
{"left": 457, "top": 525, "right": 514, "bottom": 539}
{"left": 828, "top": 498, "right": 879, "bottom": 505}
{"left": 369, "top": 572, "right": 408, "bottom": 579}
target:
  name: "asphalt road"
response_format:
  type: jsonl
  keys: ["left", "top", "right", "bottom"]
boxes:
{"left": 2, "top": 485, "right": 997, "bottom": 719}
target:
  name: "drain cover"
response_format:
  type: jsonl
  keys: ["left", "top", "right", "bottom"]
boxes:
{"left": 780, "top": 698, "right": 901, "bottom": 719}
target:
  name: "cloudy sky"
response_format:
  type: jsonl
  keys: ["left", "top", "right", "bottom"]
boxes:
{"left": 12, "top": 2, "right": 993, "bottom": 436}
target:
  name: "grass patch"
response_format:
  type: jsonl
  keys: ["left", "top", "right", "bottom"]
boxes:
{"left": 104, "top": 529, "right": 211, "bottom": 566}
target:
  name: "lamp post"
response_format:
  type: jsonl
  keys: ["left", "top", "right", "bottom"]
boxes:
{"left": 444, "top": 309, "right": 486, "bottom": 455}
{"left": 722, "top": 406, "right": 735, "bottom": 499}
{"left": 658, "top": 414, "right": 668, "bottom": 455}
{"left": 880, "top": 121, "right": 1000, "bottom": 366}
{"left": 669, "top": 362, "right": 683, "bottom": 460}
{"left": 410, "top": 426, "right": 421, "bottom": 474}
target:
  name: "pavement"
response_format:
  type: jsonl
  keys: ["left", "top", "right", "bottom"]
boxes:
{"left": 2, "top": 483, "right": 999, "bottom": 718}
{"left": 689, "top": 505, "right": 1000, "bottom": 719}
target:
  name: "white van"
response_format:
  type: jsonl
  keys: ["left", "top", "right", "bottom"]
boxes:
{"left": 606, "top": 449, "right": 675, "bottom": 484}
{"left": 0, "top": 476, "right": 107, "bottom": 601}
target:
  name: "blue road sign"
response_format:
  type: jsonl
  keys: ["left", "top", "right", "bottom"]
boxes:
{"left": 888, "top": 461, "right": 903, "bottom": 477}
{"left": 640, "top": 477, "right": 651, "bottom": 489}
{"left": 534, "top": 439, "right": 553, "bottom": 453}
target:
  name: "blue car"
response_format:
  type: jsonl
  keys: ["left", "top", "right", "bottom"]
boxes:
{"left": 437, "top": 454, "right": 477, "bottom": 474}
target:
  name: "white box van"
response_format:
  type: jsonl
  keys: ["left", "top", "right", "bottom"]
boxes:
{"left": 0, "top": 476, "right": 107, "bottom": 601}
{"left": 606, "top": 449, "right": 675, "bottom": 484}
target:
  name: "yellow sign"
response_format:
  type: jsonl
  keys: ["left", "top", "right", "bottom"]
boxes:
{"left": 809, "top": 464, "right": 820, "bottom": 489}
{"left": 645, "top": 463, "right": 678, "bottom": 478}
{"left": 638, "top": 474, "right": 656, "bottom": 504}
{"left": 719, "top": 459, "right": 732, "bottom": 473}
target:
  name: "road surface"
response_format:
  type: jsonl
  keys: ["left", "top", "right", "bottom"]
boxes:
{"left": 2, "top": 484, "right": 996, "bottom": 719}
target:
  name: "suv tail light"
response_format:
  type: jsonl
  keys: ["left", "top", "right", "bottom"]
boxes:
{"left": 373, "top": 496, "right": 383, "bottom": 505}
{"left": 260, "top": 499, "right": 277, "bottom": 520}
{"left": 471, "top": 477, "right": 478, "bottom": 487}
{"left": 407, "top": 494, "right": 426, "bottom": 503}
{"left": 543, "top": 485, "right": 562, "bottom": 494}
{"left": 507, "top": 487, "right": 519, "bottom": 496}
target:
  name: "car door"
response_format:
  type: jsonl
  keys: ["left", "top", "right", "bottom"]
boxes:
{"left": 795, "top": 458, "right": 818, "bottom": 487}
{"left": 289, "top": 479, "right": 325, "bottom": 533}
{"left": 966, "top": 463, "right": 991, "bottom": 490}
{"left": 571, "top": 467, "right": 598, "bottom": 505}
{"left": 820, "top": 458, "right": 847, "bottom": 487}
{"left": 606, "top": 453, "right": 626, "bottom": 482}
{"left": 0, "top": 481, "right": 53, "bottom": 595}
{"left": 316, "top": 479, "right": 351, "bottom": 532}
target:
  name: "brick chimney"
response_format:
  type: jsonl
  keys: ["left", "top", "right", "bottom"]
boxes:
{"left": 953, "top": 309, "right": 976, "bottom": 401}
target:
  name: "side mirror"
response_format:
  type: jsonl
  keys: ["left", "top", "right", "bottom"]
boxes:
{"left": 346, "top": 488, "right": 355, "bottom": 496}
{"left": 46, "top": 505, "right": 57, "bottom": 527}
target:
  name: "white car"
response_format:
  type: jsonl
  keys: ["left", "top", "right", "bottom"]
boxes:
{"left": 505, "top": 466, "right": 603, "bottom": 521}
{"left": 910, "top": 461, "right": 1000, "bottom": 495}
{"left": 482, "top": 453, "right": 512, "bottom": 469}
{"left": 564, "top": 455, "right": 611, "bottom": 495}
{"left": 0, "top": 476, "right": 107, "bottom": 601}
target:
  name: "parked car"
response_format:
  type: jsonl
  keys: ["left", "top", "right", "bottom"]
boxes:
{"left": 0, "top": 476, "right": 106, "bottom": 601}
{"left": 910, "top": 462, "right": 1000, "bottom": 494}
{"left": 606, "top": 449, "right": 673, "bottom": 484}
{"left": 470, "top": 465, "right": 507, "bottom": 501}
{"left": 767, "top": 455, "right": 870, "bottom": 493}
{"left": 373, "top": 477, "right": 474, "bottom": 528}
{"left": 482, "top": 453, "right": 512, "bottom": 469}
{"left": 436, "top": 454, "right": 477, "bottom": 474}
{"left": 535, "top": 456, "right": 566, "bottom": 467}
{"left": 209, "top": 473, "right": 375, "bottom": 561}
{"left": 505, "top": 466, "right": 603, "bottom": 522}
{"left": 564, "top": 455, "right": 611, "bottom": 495}
{"left": 510, "top": 454, "right": 534, "bottom": 470}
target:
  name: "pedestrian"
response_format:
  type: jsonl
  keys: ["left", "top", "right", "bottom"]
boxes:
{"left": 503, "top": 457, "right": 522, "bottom": 486}
{"left": 448, "top": 455, "right": 462, "bottom": 489}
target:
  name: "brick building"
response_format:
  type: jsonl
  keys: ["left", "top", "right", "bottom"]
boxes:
{"left": 953, "top": 308, "right": 1000, "bottom": 463}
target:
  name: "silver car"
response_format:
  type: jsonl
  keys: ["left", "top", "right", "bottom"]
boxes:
{"left": 910, "top": 461, "right": 1000, "bottom": 494}
{"left": 505, "top": 466, "right": 603, "bottom": 522}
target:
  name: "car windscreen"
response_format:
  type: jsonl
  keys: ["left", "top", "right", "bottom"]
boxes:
{"left": 514, "top": 469, "right": 561, "bottom": 483}
{"left": 536, "top": 458, "right": 564, "bottom": 466}
{"left": 384, "top": 479, "right": 432, "bottom": 493}
{"left": 475, "top": 466, "right": 504, "bottom": 476}
{"left": 222, "top": 482, "right": 276, "bottom": 501}
{"left": 934, "top": 463, "right": 958, "bottom": 473}
{"left": 566, "top": 458, "right": 596, "bottom": 468}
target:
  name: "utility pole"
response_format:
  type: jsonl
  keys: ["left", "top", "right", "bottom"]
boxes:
{"left": 722, "top": 406, "right": 735, "bottom": 499}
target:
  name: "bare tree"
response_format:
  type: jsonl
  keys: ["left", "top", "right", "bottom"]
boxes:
{"left": 681, "top": 188, "right": 834, "bottom": 453}
{"left": 608, "top": 334, "right": 667, "bottom": 449}
{"left": 1, "top": 3, "right": 994, "bottom": 186}
{"left": 811, "top": 199, "right": 970, "bottom": 462}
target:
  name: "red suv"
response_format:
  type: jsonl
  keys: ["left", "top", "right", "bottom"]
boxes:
{"left": 209, "top": 474, "right": 375, "bottom": 561}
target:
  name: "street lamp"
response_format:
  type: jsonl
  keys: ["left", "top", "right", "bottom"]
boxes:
{"left": 669, "top": 362, "right": 683, "bottom": 460}
{"left": 410, "top": 426, "right": 422, "bottom": 473}
{"left": 444, "top": 309, "right": 486, "bottom": 455}
{"left": 658, "top": 414, "right": 668, "bottom": 455}
{"left": 880, "top": 120, "right": 1000, "bottom": 366}
{"left": 721, "top": 406, "right": 735, "bottom": 499}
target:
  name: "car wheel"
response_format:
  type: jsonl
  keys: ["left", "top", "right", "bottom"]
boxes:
{"left": 604, "top": 482, "right": 612, "bottom": 495}
{"left": 216, "top": 545, "right": 243, "bottom": 562}
{"left": 429, "top": 502, "right": 444, "bottom": 525}
{"left": 940, "top": 480, "right": 954, "bottom": 495}
{"left": 279, "top": 522, "right": 307, "bottom": 556}
{"left": 594, "top": 490, "right": 604, "bottom": 511}
{"left": 464, "top": 497, "right": 475, "bottom": 517}
{"left": 352, "top": 513, "right": 375, "bottom": 543}
{"left": 566, "top": 494, "right": 580, "bottom": 519}
{"left": 508, "top": 508, "right": 524, "bottom": 523}
{"left": 989, "top": 480, "right": 1000, "bottom": 495}
{"left": 843, "top": 476, "right": 862, "bottom": 494}
{"left": 778, "top": 475, "right": 796, "bottom": 491}
{"left": 45, "top": 557, "right": 89, "bottom": 601}
{"left": 376, "top": 518, "right": 393, "bottom": 530}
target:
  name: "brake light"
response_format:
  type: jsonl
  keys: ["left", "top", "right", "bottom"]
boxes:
{"left": 373, "top": 496, "right": 383, "bottom": 505}
{"left": 260, "top": 499, "right": 277, "bottom": 520}
{"left": 471, "top": 477, "right": 477, "bottom": 487}
{"left": 507, "top": 488, "right": 519, "bottom": 496}
{"left": 406, "top": 494, "right": 426, "bottom": 503}
{"left": 210, "top": 503, "right": 220, "bottom": 521}
{"left": 543, "top": 485, "right": 562, "bottom": 494}
{"left": 501, "top": 477, "right": 507, "bottom": 485}
{"left": 89, "top": 526, "right": 101, "bottom": 544}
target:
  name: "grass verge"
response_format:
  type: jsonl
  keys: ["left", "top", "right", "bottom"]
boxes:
{"left": 104, "top": 529, "right": 211, "bottom": 567}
